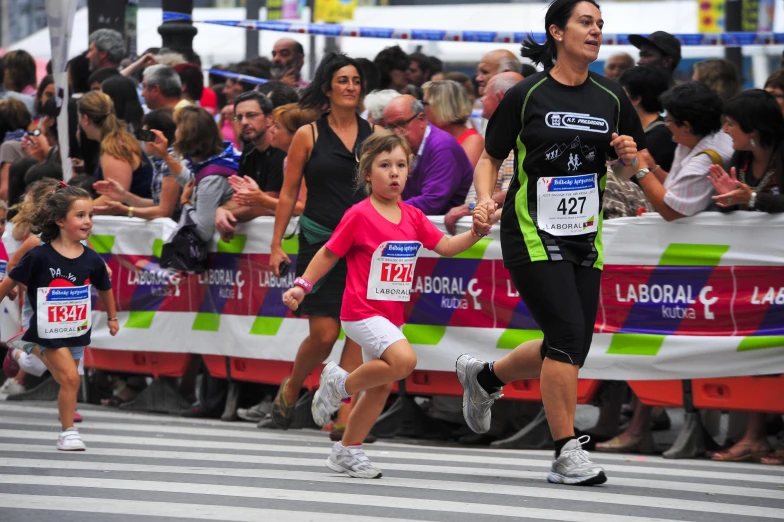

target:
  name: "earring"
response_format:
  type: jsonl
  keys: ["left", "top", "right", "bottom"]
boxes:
{"left": 750, "top": 138, "right": 756, "bottom": 148}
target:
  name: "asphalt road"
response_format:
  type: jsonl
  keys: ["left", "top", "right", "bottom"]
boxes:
{"left": 0, "top": 401, "right": 781, "bottom": 522}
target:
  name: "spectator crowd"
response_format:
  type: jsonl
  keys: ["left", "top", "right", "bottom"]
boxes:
{"left": 0, "top": 25, "right": 782, "bottom": 466}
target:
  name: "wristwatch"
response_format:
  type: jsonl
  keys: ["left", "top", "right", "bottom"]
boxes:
{"left": 634, "top": 168, "right": 651, "bottom": 181}
{"left": 749, "top": 192, "right": 757, "bottom": 209}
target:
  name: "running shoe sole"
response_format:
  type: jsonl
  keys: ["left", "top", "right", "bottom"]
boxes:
{"left": 547, "top": 470, "right": 607, "bottom": 486}
{"left": 326, "top": 457, "right": 382, "bottom": 479}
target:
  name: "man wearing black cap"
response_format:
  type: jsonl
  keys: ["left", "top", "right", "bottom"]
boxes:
{"left": 629, "top": 31, "right": 682, "bottom": 87}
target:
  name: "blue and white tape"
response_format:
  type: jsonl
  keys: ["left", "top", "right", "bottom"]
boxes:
{"left": 164, "top": 11, "right": 784, "bottom": 46}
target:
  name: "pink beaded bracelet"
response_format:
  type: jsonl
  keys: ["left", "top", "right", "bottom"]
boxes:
{"left": 293, "top": 277, "right": 313, "bottom": 294}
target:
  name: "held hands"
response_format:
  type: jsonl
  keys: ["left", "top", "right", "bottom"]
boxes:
{"left": 610, "top": 133, "right": 638, "bottom": 169}
{"left": 282, "top": 286, "right": 305, "bottom": 311}
{"left": 471, "top": 198, "right": 498, "bottom": 237}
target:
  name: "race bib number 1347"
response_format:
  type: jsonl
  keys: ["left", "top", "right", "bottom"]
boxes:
{"left": 36, "top": 285, "right": 92, "bottom": 339}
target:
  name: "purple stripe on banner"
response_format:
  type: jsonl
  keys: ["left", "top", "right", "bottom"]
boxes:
{"left": 752, "top": 303, "right": 784, "bottom": 336}
{"left": 406, "top": 259, "right": 481, "bottom": 326}
{"left": 619, "top": 267, "right": 715, "bottom": 335}
{"left": 256, "top": 256, "right": 298, "bottom": 318}
{"left": 197, "top": 254, "right": 243, "bottom": 314}
{"left": 128, "top": 260, "right": 174, "bottom": 313}
{"left": 507, "top": 300, "right": 540, "bottom": 331}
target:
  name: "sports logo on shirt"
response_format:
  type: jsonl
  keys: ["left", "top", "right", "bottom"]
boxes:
{"left": 546, "top": 112, "right": 609, "bottom": 134}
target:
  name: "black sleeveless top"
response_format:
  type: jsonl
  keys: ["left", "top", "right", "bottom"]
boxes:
{"left": 302, "top": 114, "right": 372, "bottom": 230}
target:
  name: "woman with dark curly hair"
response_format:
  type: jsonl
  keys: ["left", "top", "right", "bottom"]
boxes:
{"left": 2, "top": 50, "right": 37, "bottom": 96}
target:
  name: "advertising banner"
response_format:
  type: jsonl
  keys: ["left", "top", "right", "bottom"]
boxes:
{"left": 87, "top": 213, "right": 784, "bottom": 380}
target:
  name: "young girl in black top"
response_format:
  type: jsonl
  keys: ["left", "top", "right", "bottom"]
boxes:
{"left": 0, "top": 184, "right": 119, "bottom": 451}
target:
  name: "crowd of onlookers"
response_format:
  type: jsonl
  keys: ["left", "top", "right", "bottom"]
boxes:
{"left": 0, "top": 26, "right": 782, "bottom": 464}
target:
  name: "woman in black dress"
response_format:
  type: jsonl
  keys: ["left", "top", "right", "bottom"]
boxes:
{"left": 269, "top": 53, "right": 375, "bottom": 433}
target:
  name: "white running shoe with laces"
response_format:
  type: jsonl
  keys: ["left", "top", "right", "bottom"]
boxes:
{"left": 456, "top": 354, "right": 503, "bottom": 434}
{"left": 326, "top": 442, "right": 382, "bottom": 479}
{"left": 548, "top": 435, "right": 607, "bottom": 485}
{"left": 311, "top": 362, "right": 349, "bottom": 427}
{"left": 57, "top": 427, "right": 86, "bottom": 451}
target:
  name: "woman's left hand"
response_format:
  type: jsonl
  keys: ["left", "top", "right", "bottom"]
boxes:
{"left": 610, "top": 133, "right": 638, "bottom": 167}
{"left": 713, "top": 182, "right": 753, "bottom": 207}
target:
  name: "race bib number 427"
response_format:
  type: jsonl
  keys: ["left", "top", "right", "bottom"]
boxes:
{"left": 537, "top": 173, "right": 600, "bottom": 236}
{"left": 36, "top": 285, "right": 92, "bottom": 339}
{"left": 367, "top": 241, "right": 422, "bottom": 302}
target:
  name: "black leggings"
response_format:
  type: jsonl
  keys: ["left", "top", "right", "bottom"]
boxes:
{"left": 508, "top": 261, "right": 602, "bottom": 368}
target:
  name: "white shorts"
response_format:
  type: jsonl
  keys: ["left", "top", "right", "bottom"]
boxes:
{"left": 342, "top": 316, "right": 407, "bottom": 362}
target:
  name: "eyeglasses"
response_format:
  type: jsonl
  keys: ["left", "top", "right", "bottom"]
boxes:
{"left": 384, "top": 114, "right": 418, "bottom": 131}
{"left": 233, "top": 112, "right": 263, "bottom": 122}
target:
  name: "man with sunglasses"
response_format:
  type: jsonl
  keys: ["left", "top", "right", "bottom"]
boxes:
{"left": 382, "top": 95, "right": 473, "bottom": 216}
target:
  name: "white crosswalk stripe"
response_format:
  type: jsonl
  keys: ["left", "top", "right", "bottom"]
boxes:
{"left": 0, "top": 401, "right": 782, "bottom": 522}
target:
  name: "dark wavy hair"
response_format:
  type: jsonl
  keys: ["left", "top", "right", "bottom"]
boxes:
{"left": 723, "top": 89, "right": 784, "bottom": 149}
{"left": 522, "top": 0, "right": 601, "bottom": 68}
{"left": 32, "top": 185, "right": 92, "bottom": 242}
{"left": 299, "top": 52, "right": 363, "bottom": 113}
{"left": 660, "top": 82, "right": 723, "bottom": 138}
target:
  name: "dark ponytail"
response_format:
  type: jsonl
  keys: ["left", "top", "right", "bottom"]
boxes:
{"left": 522, "top": 37, "right": 558, "bottom": 69}
{"left": 522, "top": 0, "right": 601, "bottom": 69}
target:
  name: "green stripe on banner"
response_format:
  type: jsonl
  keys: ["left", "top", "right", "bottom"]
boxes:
{"left": 658, "top": 243, "right": 729, "bottom": 267}
{"left": 737, "top": 336, "right": 784, "bottom": 352}
{"left": 496, "top": 329, "right": 542, "bottom": 349}
{"left": 249, "top": 316, "right": 283, "bottom": 336}
{"left": 402, "top": 324, "right": 446, "bottom": 345}
{"left": 90, "top": 235, "right": 115, "bottom": 254}
{"left": 606, "top": 333, "right": 666, "bottom": 356}
{"left": 453, "top": 237, "right": 492, "bottom": 259}
{"left": 125, "top": 311, "right": 155, "bottom": 329}
{"left": 152, "top": 239, "right": 164, "bottom": 258}
{"left": 281, "top": 235, "right": 299, "bottom": 255}
{"left": 193, "top": 312, "right": 220, "bottom": 332}
{"left": 217, "top": 234, "right": 247, "bottom": 254}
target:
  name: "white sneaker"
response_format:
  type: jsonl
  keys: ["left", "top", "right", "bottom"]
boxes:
{"left": 311, "top": 362, "right": 349, "bottom": 427}
{"left": 548, "top": 436, "right": 606, "bottom": 485}
{"left": 326, "top": 442, "right": 382, "bottom": 479}
{"left": 57, "top": 427, "right": 86, "bottom": 451}
{"left": 456, "top": 354, "right": 503, "bottom": 434}
{"left": 0, "top": 378, "right": 25, "bottom": 395}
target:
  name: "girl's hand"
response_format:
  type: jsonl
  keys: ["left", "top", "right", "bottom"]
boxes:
{"left": 108, "top": 318, "right": 120, "bottom": 336}
{"left": 707, "top": 165, "right": 739, "bottom": 195}
{"left": 282, "top": 286, "right": 305, "bottom": 311}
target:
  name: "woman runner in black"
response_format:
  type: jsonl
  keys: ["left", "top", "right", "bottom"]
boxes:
{"left": 456, "top": 0, "right": 647, "bottom": 485}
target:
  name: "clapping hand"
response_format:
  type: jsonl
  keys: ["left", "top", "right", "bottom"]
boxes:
{"left": 229, "top": 175, "right": 264, "bottom": 206}
{"left": 707, "top": 164, "right": 739, "bottom": 195}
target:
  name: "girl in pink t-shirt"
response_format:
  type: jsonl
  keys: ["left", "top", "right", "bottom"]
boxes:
{"left": 283, "top": 131, "right": 493, "bottom": 478}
